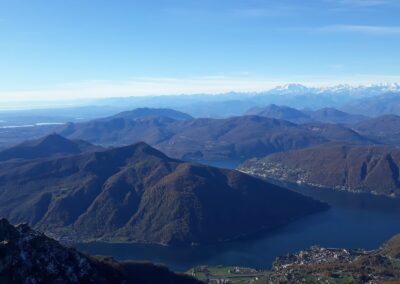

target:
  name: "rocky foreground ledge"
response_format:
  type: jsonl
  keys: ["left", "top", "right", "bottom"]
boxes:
{"left": 0, "top": 218, "right": 201, "bottom": 284}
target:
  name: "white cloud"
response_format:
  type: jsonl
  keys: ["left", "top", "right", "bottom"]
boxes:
{"left": 317, "top": 25, "right": 400, "bottom": 35}
{"left": 166, "top": 6, "right": 295, "bottom": 20}
{"left": 326, "top": 0, "right": 395, "bottom": 6}
{"left": 231, "top": 4, "right": 301, "bottom": 18}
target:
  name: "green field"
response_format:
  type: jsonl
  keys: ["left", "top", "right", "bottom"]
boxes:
{"left": 188, "top": 266, "right": 265, "bottom": 283}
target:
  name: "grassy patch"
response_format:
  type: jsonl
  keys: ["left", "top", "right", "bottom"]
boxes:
{"left": 188, "top": 266, "right": 265, "bottom": 283}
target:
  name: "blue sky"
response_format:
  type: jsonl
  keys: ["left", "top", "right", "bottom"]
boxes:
{"left": 0, "top": 0, "right": 400, "bottom": 101}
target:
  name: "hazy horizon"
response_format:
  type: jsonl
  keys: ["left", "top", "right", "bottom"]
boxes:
{"left": 0, "top": 81, "right": 398, "bottom": 110}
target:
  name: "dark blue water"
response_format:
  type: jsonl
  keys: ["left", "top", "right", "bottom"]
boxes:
{"left": 76, "top": 160, "right": 400, "bottom": 272}
{"left": 192, "top": 159, "right": 243, "bottom": 170}
{"left": 77, "top": 205, "right": 400, "bottom": 272}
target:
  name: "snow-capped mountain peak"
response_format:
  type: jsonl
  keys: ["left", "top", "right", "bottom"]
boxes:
{"left": 268, "top": 83, "right": 400, "bottom": 96}
{"left": 270, "top": 84, "right": 314, "bottom": 94}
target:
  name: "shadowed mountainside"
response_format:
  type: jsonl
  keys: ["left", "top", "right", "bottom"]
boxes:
{"left": 307, "top": 107, "right": 367, "bottom": 124}
{"left": 109, "top": 107, "right": 193, "bottom": 121}
{"left": 301, "top": 123, "right": 375, "bottom": 144}
{"left": 59, "top": 110, "right": 374, "bottom": 160}
{"left": 245, "top": 105, "right": 367, "bottom": 125}
{"left": 353, "top": 114, "right": 400, "bottom": 145}
{"left": 239, "top": 143, "right": 400, "bottom": 197}
{"left": 154, "top": 116, "right": 330, "bottom": 160}
{"left": 0, "top": 142, "right": 327, "bottom": 245}
{"left": 245, "top": 104, "right": 314, "bottom": 124}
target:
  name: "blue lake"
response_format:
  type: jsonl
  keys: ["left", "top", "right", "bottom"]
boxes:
{"left": 76, "top": 160, "right": 400, "bottom": 272}
{"left": 191, "top": 159, "right": 243, "bottom": 170}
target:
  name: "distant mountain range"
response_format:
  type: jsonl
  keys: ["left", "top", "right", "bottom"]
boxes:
{"left": 306, "top": 107, "right": 367, "bottom": 124}
{"left": 91, "top": 83, "right": 400, "bottom": 117}
{"left": 153, "top": 116, "right": 329, "bottom": 160}
{"left": 2, "top": 84, "right": 399, "bottom": 121}
{"left": 1, "top": 107, "right": 387, "bottom": 163}
{"left": 342, "top": 92, "right": 400, "bottom": 116}
{"left": 301, "top": 122, "right": 375, "bottom": 144}
{"left": 246, "top": 104, "right": 314, "bottom": 124}
{"left": 353, "top": 114, "right": 400, "bottom": 145}
{"left": 0, "top": 218, "right": 201, "bottom": 284}
{"left": 108, "top": 107, "right": 193, "bottom": 121}
{"left": 58, "top": 108, "right": 376, "bottom": 160}
{"left": 239, "top": 143, "right": 400, "bottom": 197}
{"left": 0, "top": 141, "right": 327, "bottom": 245}
{"left": 0, "top": 134, "right": 101, "bottom": 162}
{"left": 168, "top": 85, "right": 400, "bottom": 117}
{"left": 246, "top": 104, "right": 367, "bottom": 124}
{"left": 0, "top": 123, "right": 63, "bottom": 151}
{"left": 266, "top": 83, "right": 400, "bottom": 96}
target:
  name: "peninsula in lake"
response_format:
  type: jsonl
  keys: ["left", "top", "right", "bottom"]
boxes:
{"left": 0, "top": 137, "right": 326, "bottom": 245}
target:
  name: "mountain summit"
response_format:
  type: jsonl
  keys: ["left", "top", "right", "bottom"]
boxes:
{"left": 0, "top": 142, "right": 327, "bottom": 245}
{"left": 110, "top": 107, "right": 193, "bottom": 120}
{"left": 246, "top": 104, "right": 313, "bottom": 124}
